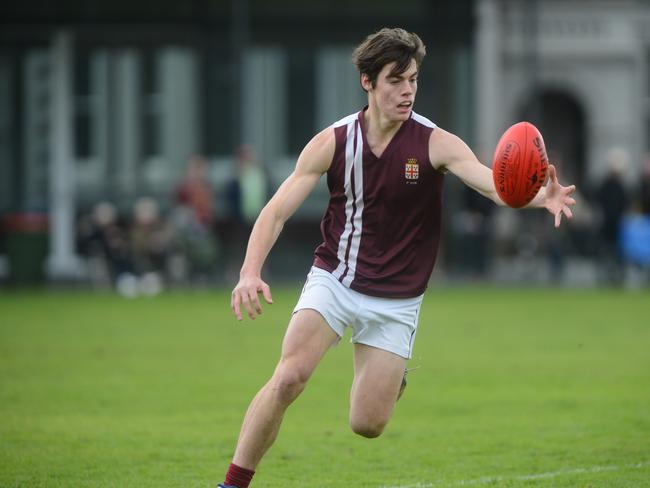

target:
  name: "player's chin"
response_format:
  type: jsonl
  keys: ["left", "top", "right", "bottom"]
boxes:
{"left": 394, "top": 108, "right": 411, "bottom": 121}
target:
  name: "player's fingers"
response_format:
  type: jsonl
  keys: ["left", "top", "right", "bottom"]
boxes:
{"left": 566, "top": 184, "right": 576, "bottom": 195}
{"left": 563, "top": 205, "right": 573, "bottom": 219}
{"left": 261, "top": 283, "right": 274, "bottom": 304}
{"left": 566, "top": 197, "right": 576, "bottom": 206}
{"left": 241, "top": 292, "right": 256, "bottom": 320}
{"left": 232, "top": 291, "right": 243, "bottom": 321}
{"left": 555, "top": 210, "right": 562, "bottom": 228}
{"left": 249, "top": 288, "right": 263, "bottom": 315}
{"left": 549, "top": 164, "right": 558, "bottom": 183}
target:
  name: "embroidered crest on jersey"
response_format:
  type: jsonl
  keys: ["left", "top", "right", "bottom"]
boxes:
{"left": 405, "top": 158, "right": 419, "bottom": 181}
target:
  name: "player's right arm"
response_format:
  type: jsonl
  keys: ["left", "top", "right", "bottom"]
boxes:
{"left": 231, "top": 127, "right": 335, "bottom": 321}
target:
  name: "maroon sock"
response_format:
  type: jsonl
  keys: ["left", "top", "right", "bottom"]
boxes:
{"left": 224, "top": 462, "right": 255, "bottom": 488}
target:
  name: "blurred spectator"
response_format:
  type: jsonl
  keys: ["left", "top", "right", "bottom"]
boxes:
{"left": 229, "top": 145, "right": 268, "bottom": 225}
{"left": 543, "top": 153, "right": 568, "bottom": 282}
{"left": 130, "top": 197, "right": 172, "bottom": 295}
{"left": 168, "top": 206, "right": 219, "bottom": 283}
{"left": 79, "top": 201, "right": 135, "bottom": 293}
{"left": 171, "top": 155, "right": 219, "bottom": 282}
{"left": 595, "top": 148, "right": 630, "bottom": 285}
{"left": 617, "top": 154, "right": 650, "bottom": 288}
{"left": 454, "top": 185, "right": 493, "bottom": 279}
{"left": 224, "top": 145, "right": 269, "bottom": 280}
{"left": 637, "top": 154, "right": 650, "bottom": 215}
{"left": 174, "top": 155, "right": 215, "bottom": 228}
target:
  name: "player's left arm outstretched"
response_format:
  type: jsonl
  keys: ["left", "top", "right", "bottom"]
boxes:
{"left": 429, "top": 127, "right": 576, "bottom": 227}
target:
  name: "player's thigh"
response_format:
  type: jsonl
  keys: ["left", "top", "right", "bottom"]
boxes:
{"left": 279, "top": 308, "right": 340, "bottom": 376}
{"left": 349, "top": 344, "right": 407, "bottom": 419}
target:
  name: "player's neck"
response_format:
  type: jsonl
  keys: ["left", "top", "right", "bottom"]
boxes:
{"left": 363, "top": 104, "right": 403, "bottom": 144}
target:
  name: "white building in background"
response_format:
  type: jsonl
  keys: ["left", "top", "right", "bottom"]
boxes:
{"left": 2, "top": 0, "right": 650, "bottom": 281}
{"left": 0, "top": 31, "right": 366, "bottom": 278}
{"left": 475, "top": 0, "right": 650, "bottom": 188}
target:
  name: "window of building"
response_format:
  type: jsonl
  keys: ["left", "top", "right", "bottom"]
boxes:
{"left": 315, "top": 47, "right": 366, "bottom": 131}
{"left": 203, "top": 44, "right": 234, "bottom": 157}
{"left": 74, "top": 49, "right": 92, "bottom": 158}
{"left": 287, "top": 46, "right": 315, "bottom": 155}
{"left": 141, "top": 50, "right": 162, "bottom": 158}
{"left": 241, "top": 47, "right": 287, "bottom": 161}
{"left": 646, "top": 48, "right": 650, "bottom": 154}
{"left": 0, "top": 52, "right": 16, "bottom": 212}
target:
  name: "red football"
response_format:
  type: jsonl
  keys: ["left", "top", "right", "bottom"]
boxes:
{"left": 492, "top": 121, "right": 549, "bottom": 208}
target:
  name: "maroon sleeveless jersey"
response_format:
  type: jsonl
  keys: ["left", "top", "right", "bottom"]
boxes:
{"left": 313, "top": 107, "right": 444, "bottom": 298}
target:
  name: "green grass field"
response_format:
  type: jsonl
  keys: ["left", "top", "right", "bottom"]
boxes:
{"left": 1, "top": 287, "right": 649, "bottom": 487}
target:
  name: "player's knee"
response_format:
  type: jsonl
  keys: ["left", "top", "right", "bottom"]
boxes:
{"left": 271, "top": 365, "right": 309, "bottom": 404}
{"left": 349, "top": 417, "right": 386, "bottom": 438}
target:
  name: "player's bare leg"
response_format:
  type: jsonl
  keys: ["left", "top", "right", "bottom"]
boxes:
{"left": 231, "top": 309, "right": 339, "bottom": 469}
{"left": 348, "top": 344, "right": 408, "bottom": 438}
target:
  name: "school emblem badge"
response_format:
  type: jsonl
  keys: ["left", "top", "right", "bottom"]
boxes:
{"left": 405, "top": 158, "right": 419, "bottom": 181}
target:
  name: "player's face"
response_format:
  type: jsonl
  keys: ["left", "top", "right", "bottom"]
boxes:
{"left": 364, "top": 59, "right": 418, "bottom": 122}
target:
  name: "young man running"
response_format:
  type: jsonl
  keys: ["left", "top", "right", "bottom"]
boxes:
{"left": 220, "top": 27, "right": 576, "bottom": 488}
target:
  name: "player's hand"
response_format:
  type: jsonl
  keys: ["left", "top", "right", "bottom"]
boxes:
{"left": 231, "top": 275, "right": 274, "bottom": 321}
{"left": 544, "top": 164, "right": 576, "bottom": 228}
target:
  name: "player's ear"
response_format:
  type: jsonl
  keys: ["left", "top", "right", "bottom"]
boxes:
{"left": 360, "top": 73, "right": 372, "bottom": 92}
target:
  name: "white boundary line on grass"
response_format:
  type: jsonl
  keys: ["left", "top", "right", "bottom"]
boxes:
{"left": 380, "top": 461, "right": 650, "bottom": 488}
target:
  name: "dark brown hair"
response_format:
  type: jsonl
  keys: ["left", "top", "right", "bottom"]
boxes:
{"left": 352, "top": 28, "right": 426, "bottom": 89}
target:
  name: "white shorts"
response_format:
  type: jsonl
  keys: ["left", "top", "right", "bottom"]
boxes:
{"left": 293, "top": 267, "right": 423, "bottom": 359}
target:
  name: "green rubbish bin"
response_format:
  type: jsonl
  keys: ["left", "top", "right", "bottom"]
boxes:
{"left": 3, "top": 213, "right": 49, "bottom": 285}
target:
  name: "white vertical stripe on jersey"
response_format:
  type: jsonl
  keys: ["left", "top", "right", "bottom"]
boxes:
{"left": 331, "top": 120, "right": 356, "bottom": 280}
{"left": 341, "top": 122, "right": 364, "bottom": 287}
